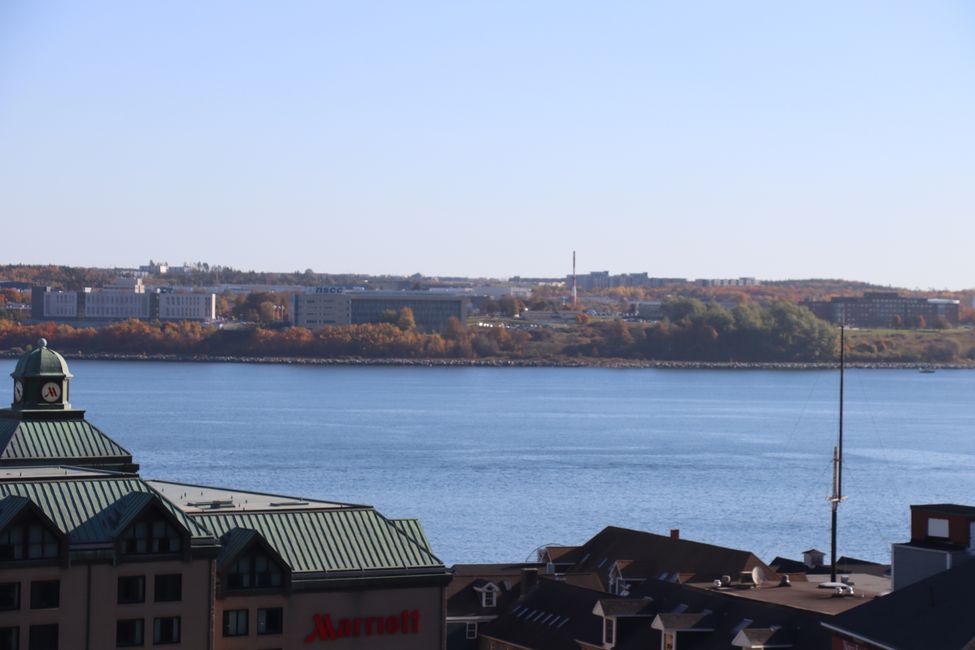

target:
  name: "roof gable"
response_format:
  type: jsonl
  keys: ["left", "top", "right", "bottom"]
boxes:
{"left": 0, "top": 477, "right": 210, "bottom": 545}
{"left": 216, "top": 527, "right": 290, "bottom": 576}
{"left": 110, "top": 491, "right": 193, "bottom": 545}
{"left": 0, "top": 495, "right": 66, "bottom": 540}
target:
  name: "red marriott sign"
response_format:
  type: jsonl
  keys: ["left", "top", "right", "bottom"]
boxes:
{"left": 305, "top": 609, "right": 421, "bottom": 643}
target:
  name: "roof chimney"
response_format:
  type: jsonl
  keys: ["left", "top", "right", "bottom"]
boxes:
{"left": 670, "top": 528, "right": 680, "bottom": 540}
{"left": 521, "top": 568, "right": 539, "bottom": 594}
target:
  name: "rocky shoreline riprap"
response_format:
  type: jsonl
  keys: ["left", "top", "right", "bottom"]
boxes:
{"left": 1, "top": 351, "right": 971, "bottom": 369}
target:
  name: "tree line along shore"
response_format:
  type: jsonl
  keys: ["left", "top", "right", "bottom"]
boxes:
{"left": 2, "top": 298, "right": 974, "bottom": 366}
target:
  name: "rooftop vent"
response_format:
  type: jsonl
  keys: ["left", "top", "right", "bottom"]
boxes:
{"left": 186, "top": 499, "right": 234, "bottom": 510}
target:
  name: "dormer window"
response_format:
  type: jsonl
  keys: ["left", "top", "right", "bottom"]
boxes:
{"left": 483, "top": 589, "right": 496, "bottom": 608}
{"left": 610, "top": 576, "right": 629, "bottom": 596}
{"left": 227, "top": 549, "right": 284, "bottom": 589}
{"left": 604, "top": 617, "right": 615, "bottom": 646}
{"left": 473, "top": 581, "right": 499, "bottom": 608}
{"left": 0, "top": 523, "right": 59, "bottom": 561}
{"left": 122, "top": 519, "right": 182, "bottom": 555}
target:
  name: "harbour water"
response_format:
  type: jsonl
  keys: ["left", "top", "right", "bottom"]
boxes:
{"left": 12, "top": 360, "right": 975, "bottom": 566}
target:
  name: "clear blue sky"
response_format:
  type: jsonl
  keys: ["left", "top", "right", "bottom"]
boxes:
{"left": 1, "top": 1, "right": 973, "bottom": 288}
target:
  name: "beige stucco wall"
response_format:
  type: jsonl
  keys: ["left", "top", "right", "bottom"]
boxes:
{"left": 89, "top": 558, "right": 213, "bottom": 649}
{"left": 0, "top": 560, "right": 447, "bottom": 650}
{"left": 0, "top": 557, "right": 212, "bottom": 649}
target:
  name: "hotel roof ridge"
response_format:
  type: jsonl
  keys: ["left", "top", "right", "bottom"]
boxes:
{"left": 0, "top": 464, "right": 136, "bottom": 481}
{"left": 145, "top": 477, "right": 368, "bottom": 512}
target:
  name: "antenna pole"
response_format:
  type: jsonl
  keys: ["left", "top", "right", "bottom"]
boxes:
{"left": 830, "top": 324, "right": 845, "bottom": 582}
{"left": 572, "top": 251, "right": 577, "bottom": 308}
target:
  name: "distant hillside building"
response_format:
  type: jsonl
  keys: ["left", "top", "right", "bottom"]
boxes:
{"left": 569, "top": 272, "right": 612, "bottom": 290}
{"left": 631, "top": 302, "right": 663, "bottom": 321}
{"left": 804, "top": 292, "right": 960, "bottom": 328}
{"left": 0, "top": 282, "right": 32, "bottom": 291}
{"left": 291, "top": 288, "right": 468, "bottom": 331}
{"left": 565, "top": 272, "right": 706, "bottom": 290}
{"left": 695, "top": 277, "right": 760, "bottom": 287}
{"left": 31, "top": 280, "right": 216, "bottom": 323}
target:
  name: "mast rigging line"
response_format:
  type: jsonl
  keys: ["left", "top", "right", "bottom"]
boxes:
{"left": 830, "top": 324, "right": 846, "bottom": 583}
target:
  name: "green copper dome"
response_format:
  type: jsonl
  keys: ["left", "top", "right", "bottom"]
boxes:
{"left": 11, "top": 339, "right": 73, "bottom": 380}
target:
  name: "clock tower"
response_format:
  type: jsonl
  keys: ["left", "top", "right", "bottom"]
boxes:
{"left": 1, "top": 339, "right": 137, "bottom": 471}
{"left": 10, "top": 338, "right": 73, "bottom": 411}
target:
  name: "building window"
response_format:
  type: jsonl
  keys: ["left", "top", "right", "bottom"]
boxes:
{"left": 928, "top": 518, "right": 950, "bottom": 538}
{"left": 223, "top": 609, "right": 248, "bottom": 637}
{"left": 122, "top": 519, "right": 182, "bottom": 555}
{"left": 604, "top": 617, "right": 615, "bottom": 646}
{"left": 153, "top": 574, "right": 181, "bottom": 602}
{"left": 30, "top": 580, "right": 59, "bottom": 609}
{"left": 0, "top": 583, "right": 19, "bottom": 610}
{"left": 116, "top": 619, "right": 144, "bottom": 647}
{"left": 153, "top": 617, "right": 180, "bottom": 645}
{"left": 117, "top": 576, "right": 145, "bottom": 604}
{"left": 226, "top": 550, "right": 283, "bottom": 589}
{"left": 466, "top": 622, "right": 478, "bottom": 639}
{"left": 0, "top": 627, "right": 17, "bottom": 650}
{"left": 28, "top": 624, "right": 58, "bottom": 650}
{"left": 0, "top": 523, "right": 59, "bottom": 561}
{"left": 257, "top": 608, "right": 283, "bottom": 635}
{"left": 482, "top": 589, "right": 497, "bottom": 607}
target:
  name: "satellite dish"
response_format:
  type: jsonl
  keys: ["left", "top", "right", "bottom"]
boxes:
{"left": 751, "top": 567, "right": 766, "bottom": 586}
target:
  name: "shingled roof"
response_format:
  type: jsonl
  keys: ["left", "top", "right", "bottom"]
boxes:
{"left": 482, "top": 570, "right": 839, "bottom": 650}
{"left": 480, "top": 578, "right": 607, "bottom": 649}
{"left": 560, "top": 526, "right": 775, "bottom": 588}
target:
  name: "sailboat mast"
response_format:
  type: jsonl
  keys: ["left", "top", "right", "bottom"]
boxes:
{"left": 830, "top": 325, "right": 845, "bottom": 582}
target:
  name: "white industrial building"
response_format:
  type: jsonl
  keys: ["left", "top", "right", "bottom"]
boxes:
{"left": 32, "top": 280, "right": 216, "bottom": 323}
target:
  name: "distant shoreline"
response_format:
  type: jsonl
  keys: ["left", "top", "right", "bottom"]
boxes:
{"left": 1, "top": 351, "right": 971, "bottom": 370}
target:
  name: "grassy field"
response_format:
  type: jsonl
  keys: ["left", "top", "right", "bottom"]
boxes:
{"left": 846, "top": 327, "right": 975, "bottom": 364}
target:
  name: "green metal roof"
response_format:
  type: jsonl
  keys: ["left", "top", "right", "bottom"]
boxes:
{"left": 0, "top": 478, "right": 211, "bottom": 544}
{"left": 391, "top": 518, "right": 436, "bottom": 556}
{"left": 0, "top": 418, "right": 133, "bottom": 462}
{"left": 196, "top": 509, "right": 443, "bottom": 574}
{"left": 11, "top": 339, "right": 72, "bottom": 379}
{"left": 0, "top": 495, "right": 31, "bottom": 532}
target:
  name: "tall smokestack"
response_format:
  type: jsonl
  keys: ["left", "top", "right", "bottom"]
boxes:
{"left": 572, "top": 250, "right": 577, "bottom": 308}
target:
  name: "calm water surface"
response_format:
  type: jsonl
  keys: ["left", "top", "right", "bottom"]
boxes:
{"left": 10, "top": 360, "right": 975, "bottom": 566}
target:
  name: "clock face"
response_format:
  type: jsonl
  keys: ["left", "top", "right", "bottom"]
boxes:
{"left": 13, "top": 381, "right": 23, "bottom": 403}
{"left": 40, "top": 382, "right": 62, "bottom": 403}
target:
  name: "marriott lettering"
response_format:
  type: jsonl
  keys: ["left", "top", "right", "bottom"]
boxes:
{"left": 304, "top": 609, "right": 421, "bottom": 643}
